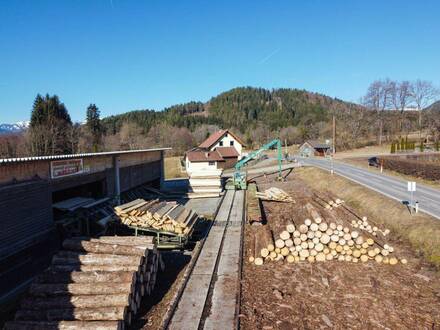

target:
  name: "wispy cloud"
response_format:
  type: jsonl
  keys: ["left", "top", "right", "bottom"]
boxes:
{"left": 258, "top": 48, "right": 280, "bottom": 64}
{"left": 110, "top": 0, "right": 114, "bottom": 9}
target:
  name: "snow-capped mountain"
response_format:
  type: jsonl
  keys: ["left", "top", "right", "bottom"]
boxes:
{"left": 0, "top": 121, "right": 30, "bottom": 134}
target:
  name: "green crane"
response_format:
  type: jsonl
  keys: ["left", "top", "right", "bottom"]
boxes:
{"left": 233, "top": 139, "right": 283, "bottom": 190}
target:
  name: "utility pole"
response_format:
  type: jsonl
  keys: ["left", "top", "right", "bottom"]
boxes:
{"left": 332, "top": 115, "right": 336, "bottom": 155}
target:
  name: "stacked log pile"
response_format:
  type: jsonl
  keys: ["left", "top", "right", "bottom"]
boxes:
{"left": 188, "top": 169, "right": 223, "bottom": 198}
{"left": 256, "top": 187, "right": 294, "bottom": 202}
{"left": 5, "top": 236, "right": 161, "bottom": 330}
{"left": 316, "top": 195, "right": 392, "bottom": 237}
{"left": 114, "top": 199, "right": 198, "bottom": 235}
{"left": 249, "top": 202, "right": 407, "bottom": 266}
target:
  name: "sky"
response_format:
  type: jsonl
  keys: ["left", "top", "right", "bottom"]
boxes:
{"left": 0, "top": 0, "right": 439, "bottom": 123}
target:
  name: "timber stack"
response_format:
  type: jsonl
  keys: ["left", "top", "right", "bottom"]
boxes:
{"left": 5, "top": 236, "right": 161, "bottom": 330}
{"left": 188, "top": 169, "right": 223, "bottom": 198}
{"left": 114, "top": 199, "right": 199, "bottom": 235}
{"left": 249, "top": 202, "right": 407, "bottom": 266}
{"left": 256, "top": 187, "right": 294, "bottom": 203}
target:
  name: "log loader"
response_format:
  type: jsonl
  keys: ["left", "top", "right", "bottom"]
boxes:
{"left": 232, "top": 138, "right": 283, "bottom": 190}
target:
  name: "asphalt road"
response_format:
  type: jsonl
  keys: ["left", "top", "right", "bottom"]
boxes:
{"left": 301, "top": 157, "right": 440, "bottom": 220}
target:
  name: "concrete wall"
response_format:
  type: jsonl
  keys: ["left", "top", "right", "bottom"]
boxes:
{"left": 211, "top": 133, "right": 243, "bottom": 155}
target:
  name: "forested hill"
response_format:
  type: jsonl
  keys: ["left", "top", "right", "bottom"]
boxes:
{"left": 101, "top": 87, "right": 364, "bottom": 135}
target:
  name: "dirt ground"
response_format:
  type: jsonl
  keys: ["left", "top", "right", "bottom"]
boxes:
{"left": 240, "top": 172, "right": 440, "bottom": 329}
{"left": 133, "top": 251, "right": 190, "bottom": 329}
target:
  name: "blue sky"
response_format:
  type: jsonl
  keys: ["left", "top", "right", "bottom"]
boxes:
{"left": 0, "top": 0, "right": 439, "bottom": 123}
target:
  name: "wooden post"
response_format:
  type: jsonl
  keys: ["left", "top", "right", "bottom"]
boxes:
{"left": 332, "top": 114, "right": 336, "bottom": 155}
{"left": 113, "top": 156, "right": 121, "bottom": 205}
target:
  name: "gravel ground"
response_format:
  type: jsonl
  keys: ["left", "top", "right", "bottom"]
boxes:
{"left": 240, "top": 173, "right": 440, "bottom": 329}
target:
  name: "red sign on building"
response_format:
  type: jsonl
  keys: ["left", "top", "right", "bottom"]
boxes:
{"left": 50, "top": 159, "right": 83, "bottom": 179}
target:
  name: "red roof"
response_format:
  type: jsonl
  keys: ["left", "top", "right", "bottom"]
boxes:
{"left": 216, "top": 146, "right": 239, "bottom": 158}
{"left": 186, "top": 150, "right": 223, "bottom": 162}
{"left": 198, "top": 129, "right": 245, "bottom": 149}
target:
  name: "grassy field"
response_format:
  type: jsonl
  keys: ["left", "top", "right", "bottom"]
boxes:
{"left": 339, "top": 156, "right": 440, "bottom": 189}
{"left": 334, "top": 144, "right": 391, "bottom": 159}
{"left": 164, "top": 156, "right": 188, "bottom": 179}
{"left": 296, "top": 167, "right": 440, "bottom": 268}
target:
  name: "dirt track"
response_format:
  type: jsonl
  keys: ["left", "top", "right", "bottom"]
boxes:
{"left": 240, "top": 173, "right": 440, "bottom": 329}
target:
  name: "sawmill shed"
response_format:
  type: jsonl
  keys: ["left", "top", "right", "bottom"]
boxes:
{"left": 0, "top": 148, "right": 169, "bottom": 310}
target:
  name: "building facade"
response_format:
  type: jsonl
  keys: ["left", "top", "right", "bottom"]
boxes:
{"left": 0, "top": 148, "right": 169, "bottom": 306}
{"left": 185, "top": 129, "right": 244, "bottom": 173}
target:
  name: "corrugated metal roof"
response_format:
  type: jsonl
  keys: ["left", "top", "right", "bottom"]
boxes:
{"left": 0, "top": 148, "right": 171, "bottom": 164}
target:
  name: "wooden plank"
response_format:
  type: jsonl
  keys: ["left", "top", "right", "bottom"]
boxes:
{"left": 168, "top": 190, "right": 235, "bottom": 330}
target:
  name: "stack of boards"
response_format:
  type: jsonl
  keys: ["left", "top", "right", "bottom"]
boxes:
{"left": 249, "top": 202, "right": 407, "bottom": 266}
{"left": 256, "top": 187, "right": 294, "bottom": 203}
{"left": 114, "top": 199, "right": 199, "bottom": 235}
{"left": 188, "top": 169, "right": 223, "bottom": 198}
{"left": 5, "top": 236, "right": 161, "bottom": 330}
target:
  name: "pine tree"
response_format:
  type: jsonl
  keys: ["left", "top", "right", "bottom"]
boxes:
{"left": 28, "top": 94, "right": 73, "bottom": 155}
{"left": 86, "top": 104, "right": 102, "bottom": 151}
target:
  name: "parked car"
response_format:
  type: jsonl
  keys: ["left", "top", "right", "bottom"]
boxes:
{"left": 368, "top": 156, "right": 379, "bottom": 167}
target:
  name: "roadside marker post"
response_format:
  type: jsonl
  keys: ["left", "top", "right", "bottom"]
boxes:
{"left": 407, "top": 181, "right": 417, "bottom": 214}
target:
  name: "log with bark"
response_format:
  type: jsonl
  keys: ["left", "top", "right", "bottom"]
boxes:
{"left": 20, "top": 294, "right": 133, "bottom": 310}
{"left": 52, "top": 252, "right": 144, "bottom": 266}
{"left": 35, "top": 271, "right": 137, "bottom": 284}
{"left": 253, "top": 226, "right": 274, "bottom": 265}
{"left": 14, "top": 307, "right": 128, "bottom": 322}
{"left": 4, "top": 321, "right": 124, "bottom": 330}
{"left": 62, "top": 239, "right": 148, "bottom": 257}
{"left": 29, "top": 283, "right": 134, "bottom": 297}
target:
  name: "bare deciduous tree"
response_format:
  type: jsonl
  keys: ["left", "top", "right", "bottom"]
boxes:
{"left": 119, "top": 122, "right": 144, "bottom": 149}
{"left": 363, "top": 79, "right": 392, "bottom": 145}
{"left": 390, "top": 80, "right": 412, "bottom": 133}
{"left": 410, "top": 80, "right": 439, "bottom": 140}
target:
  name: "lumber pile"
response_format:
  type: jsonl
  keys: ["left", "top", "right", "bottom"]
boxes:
{"left": 249, "top": 210, "right": 407, "bottom": 266}
{"left": 5, "top": 236, "right": 161, "bottom": 330}
{"left": 188, "top": 169, "right": 223, "bottom": 198}
{"left": 114, "top": 199, "right": 198, "bottom": 235}
{"left": 255, "top": 187, "right": 294, "bottom": 202}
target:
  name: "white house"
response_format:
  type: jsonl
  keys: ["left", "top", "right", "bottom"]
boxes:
{"left": 185, "top": 149, "right": 223, "bottom": 175}
{"left": 185, "top": 129, "right": 245, "bottom": 174}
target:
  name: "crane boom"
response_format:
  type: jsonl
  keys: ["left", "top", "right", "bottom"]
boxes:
{"left": 232, "top": 138, "right": 283, "bottom": 189}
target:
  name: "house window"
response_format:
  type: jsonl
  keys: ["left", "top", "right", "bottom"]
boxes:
{"left": 208, "top": 161, "right": 215, "bottom": 166}
{"left": 219, "top": 141, "right": 223, "bottom": 146}
{"left": 230, "top": 141, "right": 234, "bottom": 146}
